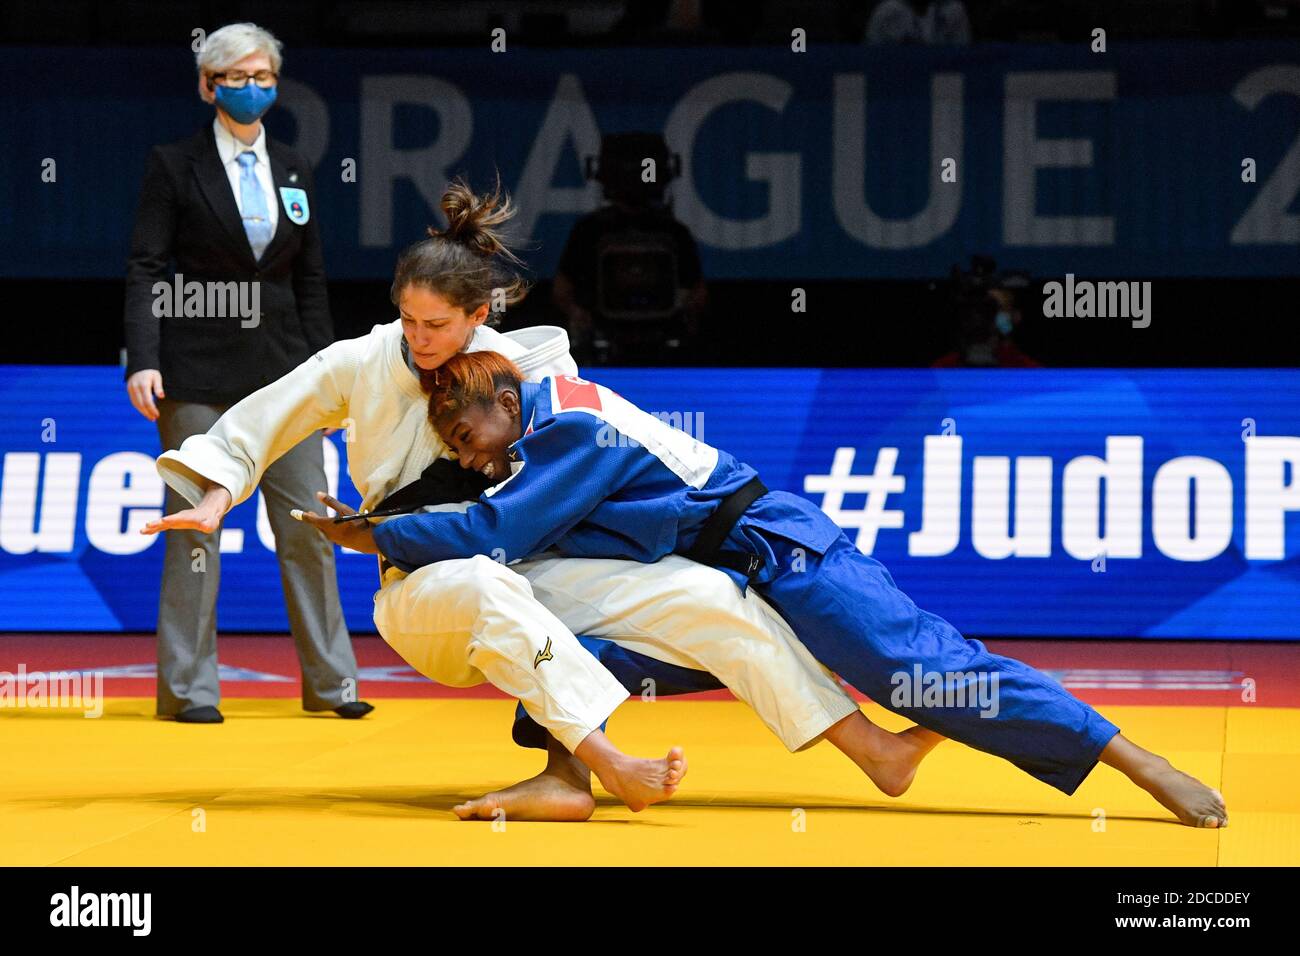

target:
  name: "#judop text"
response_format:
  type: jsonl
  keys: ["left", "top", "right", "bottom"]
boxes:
{"left": 807, "top": 435, "right": 1300, "bottom": 561}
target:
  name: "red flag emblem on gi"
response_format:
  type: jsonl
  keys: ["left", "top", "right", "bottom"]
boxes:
{"left": 555, "top": 375, "right": 603, "bottom": 412}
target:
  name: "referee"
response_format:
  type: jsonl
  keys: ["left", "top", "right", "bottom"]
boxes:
{"left": 123, "top": 22, "right": 371, "bottom": 723}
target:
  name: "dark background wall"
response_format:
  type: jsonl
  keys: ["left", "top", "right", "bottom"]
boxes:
{"left": 5, "top": 275, "right": 1294, "bottom": 368}
{"left": 3, "top": 0, "right": 1297, "bottom": 369}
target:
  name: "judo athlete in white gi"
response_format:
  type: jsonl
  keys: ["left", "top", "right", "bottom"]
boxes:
{"left": 328, "top": 349, "right": 1229, "bottom": 829}
{"left": 141, "top": 177, "right": 892, "bottom": 819}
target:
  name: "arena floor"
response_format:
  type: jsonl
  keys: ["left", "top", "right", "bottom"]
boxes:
{"left": 2, "top": 636, "right": 1297, "bottom": 866}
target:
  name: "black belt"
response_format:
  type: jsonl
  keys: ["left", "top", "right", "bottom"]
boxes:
{"left": 364, "top": 459, "right": 497, "bottom": 586}
{"left": 684, "top": 476, "right": 768, "bottom": 579}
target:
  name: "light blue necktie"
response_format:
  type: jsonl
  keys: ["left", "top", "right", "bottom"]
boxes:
{"left": 236, "top": 151, "right": 274, "bottom": 261}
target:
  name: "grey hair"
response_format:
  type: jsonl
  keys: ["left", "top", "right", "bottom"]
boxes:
{"left": 195, "top": 22, "right": 284, "bottom": 75}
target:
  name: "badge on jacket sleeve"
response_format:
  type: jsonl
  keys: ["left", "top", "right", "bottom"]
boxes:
{"left": 279, "top": 186, "right": 310, "bottom": 225}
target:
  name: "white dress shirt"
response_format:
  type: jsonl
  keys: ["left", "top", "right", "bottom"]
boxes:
{"left": 212, "top": 117, "right": 279, "bottom": 235}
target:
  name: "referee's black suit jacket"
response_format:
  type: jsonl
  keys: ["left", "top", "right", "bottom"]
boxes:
{"left": 124, "top": 123, "right": 333, "bottom": 406}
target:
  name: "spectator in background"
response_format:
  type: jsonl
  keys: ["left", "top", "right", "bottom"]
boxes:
{"left": 609, "top": 0, "right": 700, "bottom": 42}
{"left": 123, "top": 22, "right": 370, "bottom": 724}
{"left": 609, "top": 0, "right": 762, "bottom": 44}
{"left": 866, "top": 0, "right": 972, "bottom": 44}
{"left": 552, "top": 132, "right": 707, "bottom": 364}
{"left": 932, "top": 258, "right": 1039, "bottom": 367}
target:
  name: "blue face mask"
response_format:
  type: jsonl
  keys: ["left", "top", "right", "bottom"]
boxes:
{"left": 214, "top": 82, "right": 277, "bottom": 124}
{"left": 995, "top": 310, "right": 1014, "bottom": 336}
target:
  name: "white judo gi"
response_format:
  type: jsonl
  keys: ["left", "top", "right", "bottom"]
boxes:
{"left": 156, "top": 320, "right": 858, "bottom": 753}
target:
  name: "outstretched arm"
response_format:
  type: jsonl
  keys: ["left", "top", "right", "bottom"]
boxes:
{"left": 151, "top": 338, "right": 360, "bottom": 514}
{"left": 139, "top": 480, "right": 233, "bottom": 535}
{"left": 372, "top": 413, "right": 640, "bottom": 571}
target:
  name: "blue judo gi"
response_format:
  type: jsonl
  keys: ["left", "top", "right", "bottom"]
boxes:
{"left": 374, "top": 375, "right": 1120, "bottom": 794}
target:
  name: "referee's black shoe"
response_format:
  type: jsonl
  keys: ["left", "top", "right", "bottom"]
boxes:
{"left": 334, "top": 701, "right": 375, "bottom": 719}
{"left": 175, "top": 705, "right": 224, "bottom": 724}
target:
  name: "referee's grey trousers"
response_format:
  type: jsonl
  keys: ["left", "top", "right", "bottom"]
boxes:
{"left": 155, "top": 398, "right": 358, "bottom": 715}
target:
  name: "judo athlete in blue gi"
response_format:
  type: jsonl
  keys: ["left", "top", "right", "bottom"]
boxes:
{"left": 309, "top": 351, "right": 1227, "bottom": 828}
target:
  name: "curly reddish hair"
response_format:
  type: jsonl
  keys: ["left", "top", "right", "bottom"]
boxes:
{"left": 422, "top": 350, "right": 524, "bottom": 425}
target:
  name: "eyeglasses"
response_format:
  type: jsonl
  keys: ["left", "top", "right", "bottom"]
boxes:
{"left": 210, "top": 69, "right": 278, "bottom": 89}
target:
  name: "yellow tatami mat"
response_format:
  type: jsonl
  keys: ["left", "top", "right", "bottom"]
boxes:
{"left": 2, "top": 699, "right": 1295, "bottom": 866}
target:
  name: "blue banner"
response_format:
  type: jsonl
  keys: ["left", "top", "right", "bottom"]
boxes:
{"left": 2, "top": 41, "right": 1298, "bottom": 280}
{"left": 2, "top": 365, "right": 1297, "bottom": 638}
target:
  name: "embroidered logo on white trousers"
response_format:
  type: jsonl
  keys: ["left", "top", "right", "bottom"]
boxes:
{"left": 534, "top": 637, "right": 555, "bottom": 669}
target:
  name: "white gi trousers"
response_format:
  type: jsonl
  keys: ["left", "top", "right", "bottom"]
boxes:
{"left": 372, "top": 553, "right": 859, "bottom": 754}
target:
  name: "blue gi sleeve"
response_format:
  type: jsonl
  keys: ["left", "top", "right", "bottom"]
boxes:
{"left": 371, "top": 412, "right": 640, "bottom": 572}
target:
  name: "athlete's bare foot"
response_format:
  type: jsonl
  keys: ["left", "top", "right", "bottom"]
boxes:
{"left": 1131, "top": 759, "right": 1228, "bottom": 828}
{"left": 572, "top": 729, "right": 687, "bottom": 812}
{"left": 454, "top": 732, "right": 596, "bottom": 822}
{"left": 1101, "top": 734, "right": 1228, "bottom": 828}
{"left": 453, "top": 771, "right": 596, "bottom": 822}
{"left": 823, "top": 711, "right": 945, "bottom": 797}
{"left": 593, "top": 747, "right": 688, "bottom": 812}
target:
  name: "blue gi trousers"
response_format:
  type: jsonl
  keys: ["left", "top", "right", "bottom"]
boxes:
{"left": 514, "top": 490, "right": 1120, "bottom": 796}
{"left": 725, "top": 492, "right": 1121, "bottom": 795}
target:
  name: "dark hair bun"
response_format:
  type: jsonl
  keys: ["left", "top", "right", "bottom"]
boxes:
{"left": 426, "top": 173, "right": 524, "bottom": 265}
{"left": 390, "top": 172, "right": 533, "bottom": 319}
